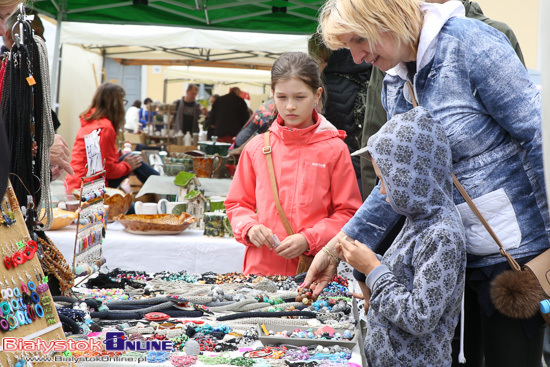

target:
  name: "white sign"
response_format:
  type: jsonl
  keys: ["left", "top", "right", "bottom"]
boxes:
{"left": 84, "top": 129, "right": 103, "bottom": 175}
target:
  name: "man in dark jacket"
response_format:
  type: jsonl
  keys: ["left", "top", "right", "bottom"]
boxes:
{"left": 322, "top": 49, "right": 371, "bottom": 189}
{"left": 211, "top": 87, "right": 249, "bottom": 143}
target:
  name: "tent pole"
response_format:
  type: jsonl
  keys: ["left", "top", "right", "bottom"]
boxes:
{"left": 163, "top": 78, "right": 167, "bottom": 104}
{"left": 51, "top": 12, "right": 63, "bottom": 111}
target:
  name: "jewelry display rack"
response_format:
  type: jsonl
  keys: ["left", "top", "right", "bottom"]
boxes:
{"left": 0, "top": 181, "right": 74, "bottom": 366}
{"left": 72, "top": 169, "right": 107, "bottom": 285}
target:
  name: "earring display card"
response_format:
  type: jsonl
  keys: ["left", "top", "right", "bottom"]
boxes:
{"left": 0, "top": 181, "right": 75, "bottom": 367}
{"left": 73, "top": 174, "right": 107, "bottom": 279}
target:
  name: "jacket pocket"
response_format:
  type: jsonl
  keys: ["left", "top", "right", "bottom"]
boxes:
{"left": 456, "top": 188, "right": 521, "bottom": 256}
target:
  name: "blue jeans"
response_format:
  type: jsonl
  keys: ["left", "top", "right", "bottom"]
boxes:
{"left": 108, "top": 153, "right": 159, "bottom": 188}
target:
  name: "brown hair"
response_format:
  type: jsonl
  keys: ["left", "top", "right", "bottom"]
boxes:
{"left": 271, "top": 52, "right": 325, "bottom": 110}
{"left": 80, "top": 83, "right": 126, "bottom": 132}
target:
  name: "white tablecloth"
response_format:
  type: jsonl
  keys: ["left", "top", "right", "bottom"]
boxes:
{"left": 47, "top": 222, "right": 245, "bottom": 274}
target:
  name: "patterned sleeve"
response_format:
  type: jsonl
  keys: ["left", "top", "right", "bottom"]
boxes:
{"left": 368, "top": 229, "right": 465, "bottom": 335}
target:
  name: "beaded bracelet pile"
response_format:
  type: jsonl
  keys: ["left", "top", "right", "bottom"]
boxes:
{"left": 171, "top": 355, "right": 197, "bottom": 367}
{"left": 76, "top": 288, "right": 129, "bottom": 302}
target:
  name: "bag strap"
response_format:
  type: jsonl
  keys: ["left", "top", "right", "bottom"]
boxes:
{"left": 406, "top": 81, "right": 521, "bottom": 272}
{"left": 452, "top": 174, "right": 521, "bottom": 272}
{"left": 406, "top": 81, "right": 418, "bottom": 108}
{"left": 263, "top": 132, "right": 295, "bottom": 236}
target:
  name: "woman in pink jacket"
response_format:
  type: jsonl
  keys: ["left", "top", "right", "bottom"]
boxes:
{"left": 225, "top": 52, "right": 362, "bottom": 276}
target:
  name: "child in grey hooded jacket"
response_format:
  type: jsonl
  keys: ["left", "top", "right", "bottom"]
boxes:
{"left": 339, "top": 106, "right": 466, "bottom": 366}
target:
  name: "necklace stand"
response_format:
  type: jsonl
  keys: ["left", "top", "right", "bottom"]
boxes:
{"left": 72, "top": 165, "right": 107, "bottom": 287}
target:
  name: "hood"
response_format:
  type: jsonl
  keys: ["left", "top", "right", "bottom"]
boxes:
{"left": 365, "top": 107, "right": 455, "bottom": 220}
{"left": 270, "top": 109, "right": 346, "bottom": 144}
{"left": 387, "top": 1, "right": 465, "bottom": 80}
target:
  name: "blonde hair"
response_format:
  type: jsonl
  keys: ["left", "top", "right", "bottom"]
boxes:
{"left": 318, "top": 0, "right": 423, "bottom": 56}
{"left": 1, "top": 0, "right": 25, "bottom": 7}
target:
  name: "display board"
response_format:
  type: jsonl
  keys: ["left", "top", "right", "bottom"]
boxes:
{"left": 72, "top": 171, "right": 107, "bottom": 281}
{"left": 0, "top": 182, "right": 74, "bottom": 366}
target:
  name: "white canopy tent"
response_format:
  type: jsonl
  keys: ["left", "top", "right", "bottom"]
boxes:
{"left": 52, "top": 21, "right": 309, "bottom": 98}
{"left": 61, "top": 22, "right": 309, "bottom": 54}
{"left": 163, "top": 66, "right": 271, "bottom": 85}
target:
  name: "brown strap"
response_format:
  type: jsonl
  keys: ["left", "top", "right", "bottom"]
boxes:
{"left": 452, "top": 174, "right": 521, "bottom": 272}
{"left": 406, "top": 81, "right": 418, "bottom": 108}
{"left": 405, "top": 81, "right": 520, "bottom": 272}
{"left": 264, "top": 132, "right": 295, "bottom": 236}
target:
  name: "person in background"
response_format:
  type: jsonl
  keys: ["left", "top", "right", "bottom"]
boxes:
{"left": 138, "top": 97, "right": 156, "bottom": 131}
{"left": 210, "top": 87, "right": 249, "bottom": 143}
{"left": 2, "top": 7, "right": 44, "bottom": 51}
{"left": 174, "top": 84, "right": 202, "bottom": 135}
{"left": 228, "top": 98, "right": 275, "bottom": 156}
{"left": 206, "top": 93, "right": 219, "bottom": 139}
{"left": 124, "top": 100, "right": 141, "bottom": 133}
{"left": 309, "top": 33, "right": 372, "bottom": 197}
{"left": 305, "top": 0, "right": 547, "bottom": 366}
{"left": 65, "top": 83, "right": 158, "bottom": 193}
{"left": 225, "top": 52, "right": 362, "bottom": 276}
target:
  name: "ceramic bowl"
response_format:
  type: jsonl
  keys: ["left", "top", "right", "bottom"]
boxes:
{"left": 41, "top": 208, "right": 78, "bottom": 230}
{"left": 73, "top": 188, "right": 133, "bottom": 222}
{"left": 104, "top": 188, "right": 134, "bottom": 221}
{"left": 114, "top": 213, "right": 198, "bottom": 235}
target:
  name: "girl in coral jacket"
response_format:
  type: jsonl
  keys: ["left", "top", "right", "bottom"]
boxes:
{"left": 225, "top": 52, "right": 362, "bottom": 276}
{"left": 65, "top": 83, "right": 158, "bottom": 193}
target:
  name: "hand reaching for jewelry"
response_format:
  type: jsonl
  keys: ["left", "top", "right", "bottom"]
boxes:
{"left": 247, "top": 224, "right": 275, "bottom": 249}
{"left": 339, "top": 236, "right": 381, "bottom": 276}
{"left": 302, "top": 231, "right": 347, "bottom": 297}
{"left": 49, "top": 134, "right": 74, "bottom": 175}
{"left": 275, "top": 233, "right": 308, "bottom": 259}
{"left": 356, "top": 281, "right": 371, "bottom": 314}
{"left": 303, "top": 249, "right": 337, "bottom": 298}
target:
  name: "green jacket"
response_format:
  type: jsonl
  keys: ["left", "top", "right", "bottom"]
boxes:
{"left": 359, "top": 0, "right": 525, "bottom": 198}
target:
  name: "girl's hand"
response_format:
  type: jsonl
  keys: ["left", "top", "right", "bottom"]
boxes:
{"left": 123, "top": 154, "right": 142, "bottom": 171}
{"left": 247, "top": 225, "right": 275, "bottom": 249}
{"left": 275, "top": 234, "right": 309, "bottom": 259}
{"left": 338, "top": 236, "right": 381, "bottom": 276}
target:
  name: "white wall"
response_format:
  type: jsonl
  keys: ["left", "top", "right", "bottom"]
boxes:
{"left": 56, "top": 44, "right": 103, "bottom": 151}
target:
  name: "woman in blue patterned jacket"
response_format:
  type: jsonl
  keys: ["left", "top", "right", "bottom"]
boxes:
{"left": 304, "top": 0, "right": 548, "bottom": 365}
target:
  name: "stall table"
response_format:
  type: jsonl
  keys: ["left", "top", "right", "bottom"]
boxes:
{"left": 47, "top": 222, "right": 245, "bottom": 273}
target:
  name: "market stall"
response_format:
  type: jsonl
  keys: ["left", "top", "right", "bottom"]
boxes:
{"left": 47, "top": 223, "right": 245, "bottom": 274}
{"left": 51, "top": 268, "right": 365, "bottom": 367}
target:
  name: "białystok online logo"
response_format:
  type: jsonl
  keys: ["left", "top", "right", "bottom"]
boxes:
{"left": 103, "top": 331, "right": 173, "bottom": 351}
{"left": 2, "top": 332, "right": 172, "bottom": 353}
